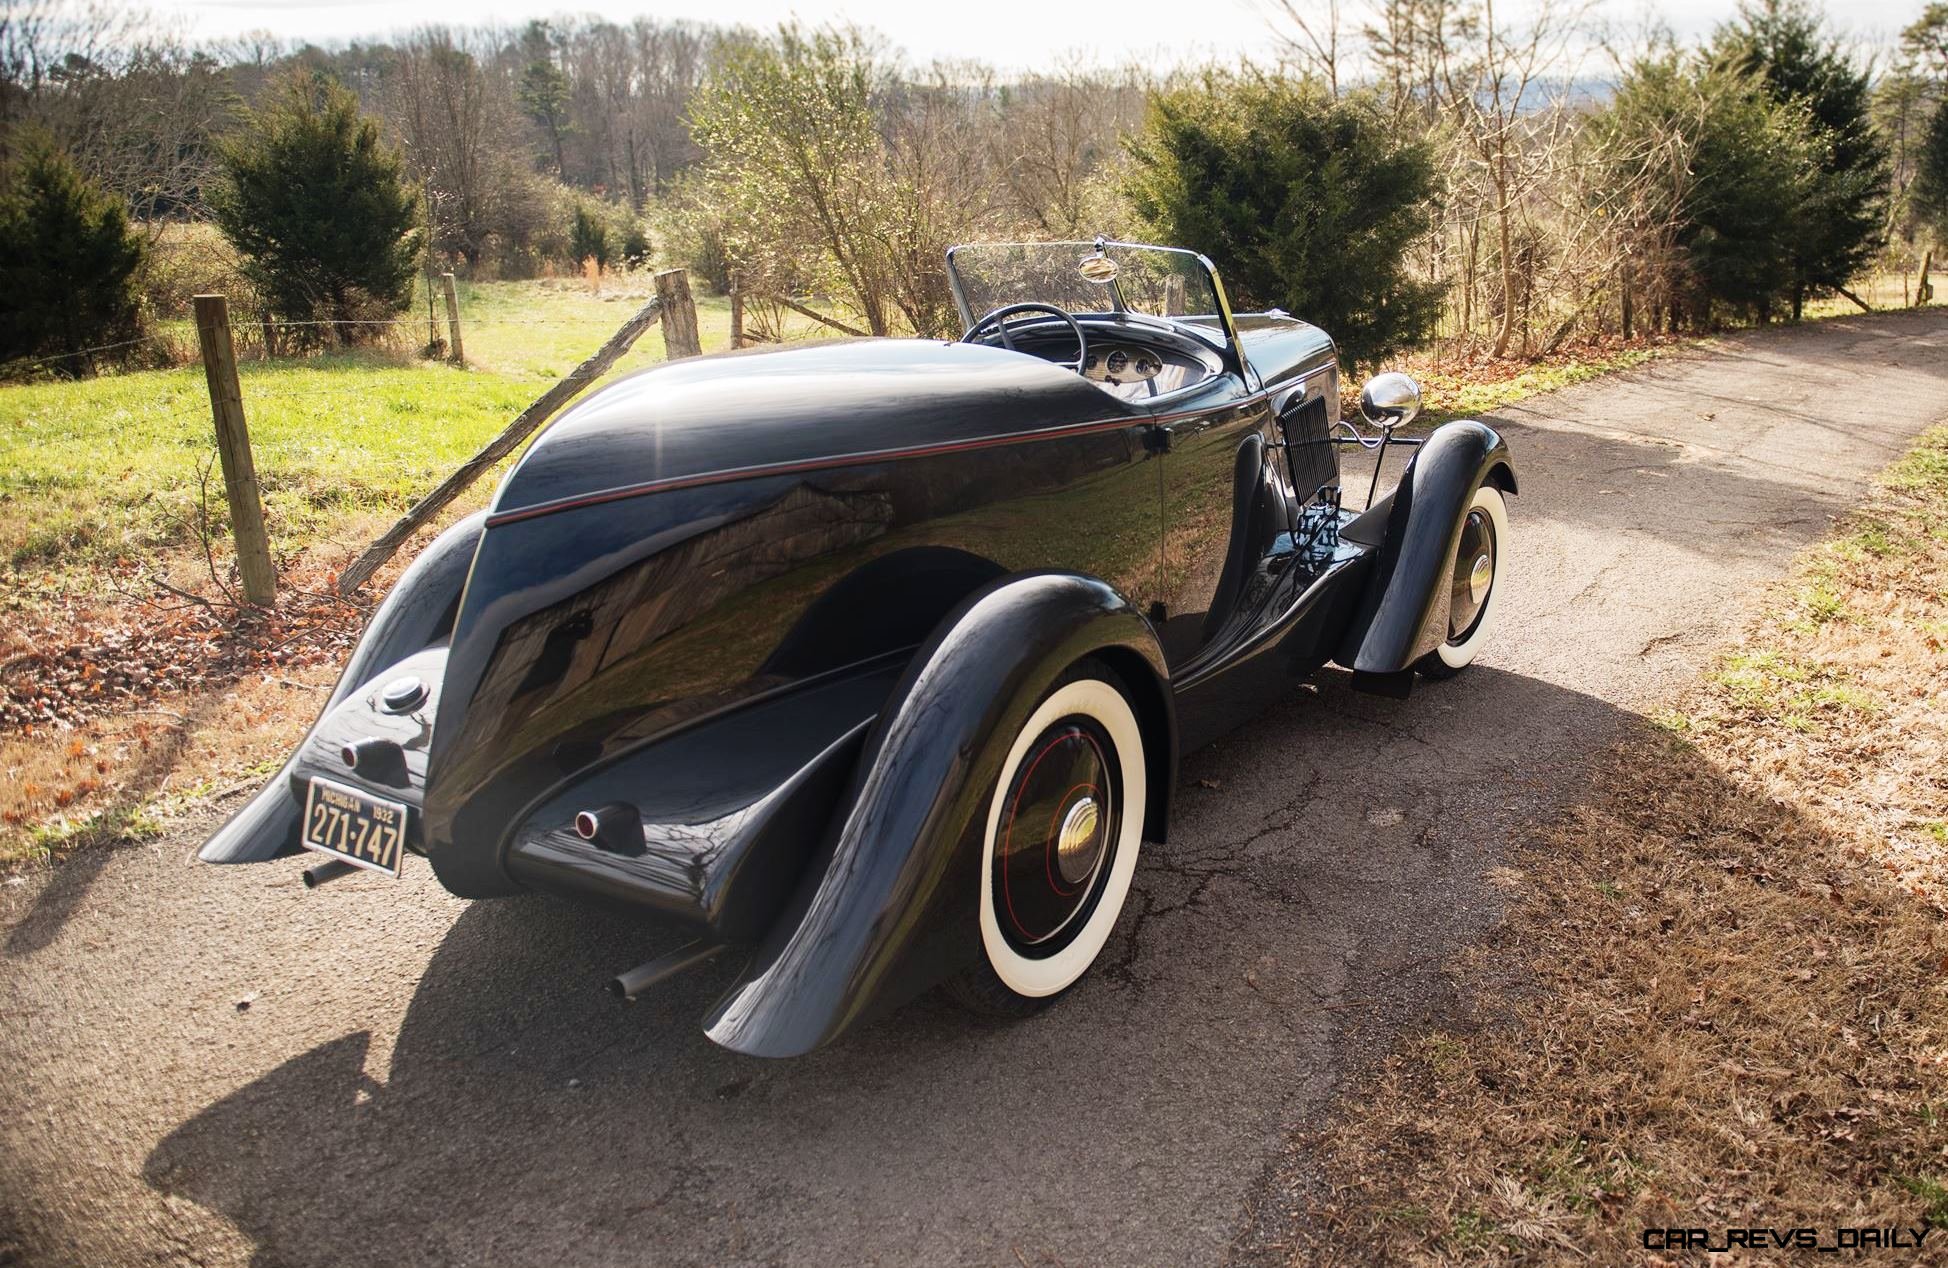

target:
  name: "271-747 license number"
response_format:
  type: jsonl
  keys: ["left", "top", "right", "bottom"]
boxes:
{"left": 301, "top": 777, "right": 408, "bottom": 877}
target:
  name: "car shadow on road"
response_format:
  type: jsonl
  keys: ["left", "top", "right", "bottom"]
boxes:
{"left": 138, "top": 660, "right": 1684, "bottom": 1267}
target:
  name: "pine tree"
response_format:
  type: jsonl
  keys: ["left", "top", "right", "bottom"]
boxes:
{"left": 212, "top": 71, "right": 421, "bottom": 344}
{"left": 0, "top": 135, "right": 146, "bottom": 376}
{"left": 1123, "top": 73, "right": 1442, "bottom": 372}
{"left": 569, "top": 201, "right": 611, "bottom": 271}
{"left": 1601, "top": 57, "right": 1824, "bottom": 325}
{"left": 1712, "top": 0, "right": 1891, "bottom": 318}
{"left": 518, "top": 21, "right": 572, "bottom": 178}
{"left": 1909, "top": 5, "right": 1948, "bottom": 250}
{"left": 1917, "top": 104, "right": 1948, "bottom": 245}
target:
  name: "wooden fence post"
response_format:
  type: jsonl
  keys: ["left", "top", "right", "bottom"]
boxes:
{"left": 441, "top": 272, "right": 464, "bottom": 365}
{"left": 729, "top": 272, "right": 745, "bottom": 351}
{"left": 655, "top": 268, "right": 702, "bottom": 359}
{"left": 193, "top": 294, "right": 277, "bottom": 608}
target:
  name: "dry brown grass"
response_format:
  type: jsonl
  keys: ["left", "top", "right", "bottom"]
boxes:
{"left": 0, "top": 668, "right": 337, "bottom": 869}
{"left": 1294, "top": 427, "right": 1948, "bottom": 1262}
{"left": 0, "top": 513, "right": 442, "bottom": 869}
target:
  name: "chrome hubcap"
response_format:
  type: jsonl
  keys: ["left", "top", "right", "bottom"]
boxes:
{"left": 1447, "top": 508, "right": 1497, "bottom": 643}
{"left": 1055, "top": 797, "right": 1102, "bottom": 886}
{"left": 1468, "top": 553, "right": 1493, "bottom": 605}
{"left": 993, "top": 717, "right": 1119, "bottom": 952}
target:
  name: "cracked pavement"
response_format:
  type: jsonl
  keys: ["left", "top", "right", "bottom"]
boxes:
{"left": 5, "top": 311, "right": 1948, "bottom": 1266}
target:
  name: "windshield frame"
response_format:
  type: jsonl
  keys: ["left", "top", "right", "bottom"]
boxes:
{"left": 944, "top": 239, "right": 1245, "bottom": 371}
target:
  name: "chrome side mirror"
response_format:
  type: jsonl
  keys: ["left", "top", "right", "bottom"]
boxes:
{"left": 1359, "top": 372, "right": 1423, "bottom": 431}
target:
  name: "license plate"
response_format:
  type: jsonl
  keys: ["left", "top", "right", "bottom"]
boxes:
{"left": 301, "top": 777, "right": 409, "bottom": 877}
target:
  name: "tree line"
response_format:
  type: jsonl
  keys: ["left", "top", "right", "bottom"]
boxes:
{"left": 1, "top": 0, "right": 1945, "bottom": 378}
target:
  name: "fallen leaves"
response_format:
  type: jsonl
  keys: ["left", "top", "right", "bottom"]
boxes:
{"left": 0, "top": 577, "right": 362, "bottom": 734}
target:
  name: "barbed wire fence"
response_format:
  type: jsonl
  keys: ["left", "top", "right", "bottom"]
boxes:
{"left": 2, "top": 316, "right": 662, "bottom": 379}
{"left": 0, "top": 263, "right": 716, "bottom": 381}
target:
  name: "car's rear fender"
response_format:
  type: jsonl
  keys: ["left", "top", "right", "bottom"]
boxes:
{"left": 1337, "top": 420, "right": 1516, "bottom": 676}
{"left": 701, "top": 572, "right": 1174, "bottom": 1058}
{"left": 197, "top": 512, "right": 486, "bottom": 864}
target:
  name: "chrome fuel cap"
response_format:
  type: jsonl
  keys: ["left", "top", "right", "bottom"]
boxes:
{"left": 379, "top": 676, "right": 428, "bottom": 714}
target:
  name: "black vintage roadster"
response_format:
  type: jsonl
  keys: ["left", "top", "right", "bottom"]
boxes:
{"left": 202, "top": 240, "right": 1515, "bottom": 1057}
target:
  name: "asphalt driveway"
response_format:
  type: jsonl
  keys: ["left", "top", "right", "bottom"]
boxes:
{"left": 4, "top": 310, "right": 1946, "bottom": 1267}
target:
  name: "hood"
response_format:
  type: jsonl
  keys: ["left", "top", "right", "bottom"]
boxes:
{"left": 490, "top": 338, "right": 1132, "bottom": 523}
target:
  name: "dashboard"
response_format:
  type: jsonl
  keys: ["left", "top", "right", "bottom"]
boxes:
{"left": 966, "top": 312, "right": 1223, "bottom": 401}
{"left": 1080, "top": 341, "right": 1206, "bottom": 398}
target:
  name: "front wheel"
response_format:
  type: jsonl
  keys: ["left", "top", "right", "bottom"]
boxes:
{"left": 1416, "top": 484, "right": 1509, "bottom": 679}
{"left": 944, "top": 660, "right": 1147, "bottom": 1019}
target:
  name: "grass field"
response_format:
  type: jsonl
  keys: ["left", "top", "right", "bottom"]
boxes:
{"left": 0, "top": 277, "right": 836, "bottom": 579}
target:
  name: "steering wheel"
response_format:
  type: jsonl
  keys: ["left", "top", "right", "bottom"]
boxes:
{"left": 961, "top": 302, "right": 1088, "bottom": 373}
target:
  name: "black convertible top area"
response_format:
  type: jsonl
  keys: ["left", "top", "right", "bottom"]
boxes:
{"left": 492, "top": 339, "right": 1146, "bottom": 522}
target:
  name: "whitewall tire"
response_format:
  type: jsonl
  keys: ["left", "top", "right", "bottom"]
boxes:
{"left": 948, "top": 663, "right": 1146, "bottom": 1015}
{"left": 1419, "top": 484, "right": 1508, "bottom": 678}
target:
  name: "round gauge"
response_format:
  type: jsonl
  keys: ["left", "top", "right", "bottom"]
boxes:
{"left": 1135, "top": 355, "right": 1162, "bottom": 378}
{"left": 1105, "top": 349, "right": 1129, "bottom": 374}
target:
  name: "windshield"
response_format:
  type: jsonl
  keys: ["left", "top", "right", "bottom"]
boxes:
{"left": 946, "top": 240, "right": 1235, "bottom": 345}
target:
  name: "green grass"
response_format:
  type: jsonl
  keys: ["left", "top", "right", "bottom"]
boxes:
{"left": 1443, "top": 1209, "right": 1505, "bottom": 1254}
{"left": 1883, "top": 425, "right": 1948, "bottom": 498}
{"left": 1409, "top": 345, "right": 1665, "bottom": 428}
{"left": 1712, "top": 649, "right": 1877, "bottom": 730}
{"left": 17, "top": 801, "right": 164, "bottom": 867}
{"left": 1530, "top": 1137, "right": 1648, "bottom": 1215}
{"left": 1, "top": 278, "right": 838, "bottom": 577}
{"left": 1899, "top": 1175, "right": 1948, "bottom": 1229}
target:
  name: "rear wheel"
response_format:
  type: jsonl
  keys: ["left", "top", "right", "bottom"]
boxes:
{"left": 945, "top": 660, "right": 1146, "bottom": 1018}
{"left": 1417, "top": 484, "right": 1508, "bottom": 679}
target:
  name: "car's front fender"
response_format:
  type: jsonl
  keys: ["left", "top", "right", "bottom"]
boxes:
{"left": 701, "top": 572, "right": 1173, "bottom": 1058}
{"left": 1340, "top": 420, "right": 1516, "bottom": 675}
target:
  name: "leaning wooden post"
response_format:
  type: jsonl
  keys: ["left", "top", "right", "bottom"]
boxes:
{"left": 655, "top": 268, "right": 702, "bottom": 359}
{"left": 441, "top": 272, "right": 464, "bottom": 365}
{"left": 193, "top": 295, "right": 277, "bottom": 608}
{"left": 336, "top": 292, "right": 667, "bottom": 594}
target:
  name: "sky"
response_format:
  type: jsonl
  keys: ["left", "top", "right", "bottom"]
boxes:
{"left": 158, "top": 0, "right": 1924, "bottom": 72}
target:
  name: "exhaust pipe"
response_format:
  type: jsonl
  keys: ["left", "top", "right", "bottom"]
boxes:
{"left": 302, "top": 857, "right": 358, "bottom": 888}
{"left": 607, "top": 941, "right": 725, "bottom": 1001}
{"left": 574, "top": 802, "right": 644, "bottom": 855}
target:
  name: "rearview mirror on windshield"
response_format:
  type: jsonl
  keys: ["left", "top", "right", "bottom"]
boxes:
{"left": 1078, "top": 252, "right": 1119, "bottom": 284}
